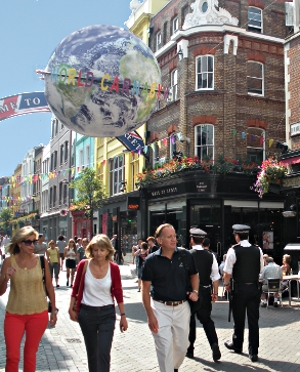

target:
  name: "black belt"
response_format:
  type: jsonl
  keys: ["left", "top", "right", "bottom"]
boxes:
{"left": 153, "top": 298, "right": 186, "bottom": 306}
{"left": 81, "top": 304, "right": 115, "bottom": 310}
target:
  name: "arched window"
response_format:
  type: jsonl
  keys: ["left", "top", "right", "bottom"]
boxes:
{"left": 247, "top": 127, "right": 265, "bottom": 163}
{"left": 248, "top": 7, "right": 262, "bottom": 33}
{"left": 196, "top": 55, "right": 214, "bottom": 90}
{"left": 247, "top": 61, "right": 264, "bottom": 96}
{"left": 195, "top": 124, "right": 214, "bottom": 160}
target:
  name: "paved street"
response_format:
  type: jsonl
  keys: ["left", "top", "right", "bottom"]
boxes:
{"left": 1, "top": 263, "right": 300, "bottom": 371}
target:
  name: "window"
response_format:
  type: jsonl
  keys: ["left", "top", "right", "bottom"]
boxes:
{"left": 86, "top": 145, "right": 90, "bottom": 166}
{"left": 156, "top": 32, "right": 162, "bottom": 51}
{"left": 54, "top": 151, "right": 57, "bottom": 170}
{"left": 196, "top": 55, "right": 214, "bottom": 90}
{"left": 49, "top": 187, "right": 53, "bottom": 209}
{"left": 131, "top": 153, "right": 139, "bottom": 191}
{"left": 170, "top": 134, "right": 177, "bottom": 159}
{"left": 53, "top": 186, "right": 57, "bottom": 207}
{"left": 65, "top": 141, "right": 69, "bottom": 162}
{"left": 63, "top": 184, "right": 67, "bottom": 204}
{"left": 247, "top": 61, "right": 264, "bottom": 95}
{"left": 248, "top": 7, "right": 262, "bottom": 33}
{"left": 247, "top": 127, "right": 265, "bottom": 163}
{"left": 109, "top": 155, "right": 124, "bottom": 196}
{"left": 59, "top": 182, "right": 62, "bottom": 205}
{"left": 163, "top": 22, "right": 167, "bottom": 45}
{"left": 152, "top": 143, "right": 159, "bottom": 168}
{"left": 172, "top": 17, "right": 179, "bottom": 34}
{"left": 195, "top": 124, "right": 214, "bottom": 160}
{"left": 60, "top": 145, "right": 64, "bottom": 165}
{"left": 169, "top": 69, "right": 178, "bottom": 101}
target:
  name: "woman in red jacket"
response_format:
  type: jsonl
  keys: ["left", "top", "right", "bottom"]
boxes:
{"left": 68, "top": 234, "right": 128, "bottom": 372}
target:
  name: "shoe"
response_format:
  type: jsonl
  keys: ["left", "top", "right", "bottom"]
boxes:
{"left": 273, "top": 301, "right": 278, "bottom": 307}
{"left": 260, "top": 302, "right": 267, "bottom": 307}
{"left": 138, "top": 289, "right": 141, "bottom": 292}
{"left": 186, "top": 350, "right": 194, "bottom": 359}
{"left": 224, "top": 341, "right": 242, "bottom": 354}
{"left": 249, "top": 354, "right": 258, "bottom": 362}
{"left": 212, "top": 343, "right": 221, "bottom": 362}
{"left": 174, "top": 370, "right": 178, "bottom": 372}
{"left": 66, "top": 281, "right": 69, "bottom": 286}
{"left": 56, "top": 285, "right": 60, "bottom": 288}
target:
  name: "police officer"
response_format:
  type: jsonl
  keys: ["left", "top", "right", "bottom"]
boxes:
{"left": 223, "top": 224, "right": 264, "bottom": 362}
{"left": 186, "top": 228, "right": 221, "bottom": 362}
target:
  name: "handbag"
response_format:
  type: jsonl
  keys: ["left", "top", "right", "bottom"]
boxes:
{"left": 73, "top": 260, "right": 88, "bottom": 314}
{"left": 179, "top": 249, "right": 203, "bottom": 314}
{"left": 40, "top": 255, "right": 54, "bottom": 313}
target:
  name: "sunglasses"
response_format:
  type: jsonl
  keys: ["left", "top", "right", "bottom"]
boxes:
{"left": 23, "top": 239, "right": 38, "bottom": 246}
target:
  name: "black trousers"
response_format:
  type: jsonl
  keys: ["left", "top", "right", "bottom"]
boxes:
{"left": 231, "top": 283, "right": 261, "bottom": 355}
{"left": 188, "top": 287, "right": 218, "bottom": 349}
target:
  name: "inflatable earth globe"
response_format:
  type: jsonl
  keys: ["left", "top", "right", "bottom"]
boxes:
{"left": 44, "top": 24, "right": 161, "bottom": 137}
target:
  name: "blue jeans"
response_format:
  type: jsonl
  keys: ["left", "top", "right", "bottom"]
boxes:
{"left": 78, "top": 304, "right": 116, "bottom": 372}
{"left": 49, "top": 262, "right": 59, "bottom": 280}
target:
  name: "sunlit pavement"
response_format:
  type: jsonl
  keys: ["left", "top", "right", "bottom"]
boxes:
{"left": 1, "top": 263, "right": 300, "bottom": 371}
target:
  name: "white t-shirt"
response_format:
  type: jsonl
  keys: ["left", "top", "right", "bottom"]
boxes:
{"left": 82, "top": 262, "right": 114, "bottom": 307}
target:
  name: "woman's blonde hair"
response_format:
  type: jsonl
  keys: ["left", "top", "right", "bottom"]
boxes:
{"left": 66, "top": 239, "right": 77, "bottom": 253}
{"left": 7, "top": 226, "right": 38, "bottom": 255}
{"left": 85, "top": 234, "right": 114, "bottom": 260}
{"left": 48, "top": 240, "right": 55, "bottom": 246}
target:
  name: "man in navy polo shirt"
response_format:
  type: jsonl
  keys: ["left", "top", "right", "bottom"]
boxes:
{"left": 141, "top": 223, "right": 199, "bottom": 372}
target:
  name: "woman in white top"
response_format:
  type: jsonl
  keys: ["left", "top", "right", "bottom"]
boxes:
{"left": 64, "top": 239, "right": 77, "bottom": 287}
{"left": 68, "top": 234, "right": 128, "bottom": 372}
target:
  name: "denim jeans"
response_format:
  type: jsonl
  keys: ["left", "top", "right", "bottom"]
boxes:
{"left": 78, "top": 304, "right": 116, "bottom": 372}
{"left": 49, "top": 262, "right": 59, "bottom": 280}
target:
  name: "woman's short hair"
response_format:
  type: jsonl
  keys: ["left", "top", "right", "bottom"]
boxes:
{"left": 7, "top": 226, "right": 38, "bottom": 255}
{"left": 283, "top": 254, "right": 291, "bottom": 264}
{"left": 140, "top": 242, "right": 148, "bottom": 250}
{"left": 85, "top": 234, "right": 114, "bottom": 260}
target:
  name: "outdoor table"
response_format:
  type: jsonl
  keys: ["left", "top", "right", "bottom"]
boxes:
{"left": 282, "top": 274, "right": 300, "bottom": 306}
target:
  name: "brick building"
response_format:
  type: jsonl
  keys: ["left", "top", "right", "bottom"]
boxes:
{"left": 136, "top": 0, "right": 293, "bottom": 258}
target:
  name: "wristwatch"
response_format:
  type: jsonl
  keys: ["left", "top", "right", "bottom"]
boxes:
{"left": 51, "top": 309, "right": 59, "bottom": 315}
{"left": 192, "top": 289, "right": 199, "bottom": 294}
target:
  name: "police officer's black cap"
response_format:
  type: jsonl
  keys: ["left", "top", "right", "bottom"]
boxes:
{"left": 232, "top": 224, "right": 250, "bottom": 234}
{"left": 189, "top": 228, "right": 207, "bottom": 238}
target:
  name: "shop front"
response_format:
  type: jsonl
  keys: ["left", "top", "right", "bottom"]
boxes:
{"left": 142, "top": 171, "right": 285, "bottom": 260}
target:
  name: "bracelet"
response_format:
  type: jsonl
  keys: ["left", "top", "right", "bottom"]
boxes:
{"left": 212, "top": 293, "right": 218, "bottom": 295}
{"left": 192, "top": 289, "right": 198, "bottom": 294}
{"left": 120, "top": 313, "right": 126, "bottom": 316}
{"left": 224, "top": 283, "right": 230, "bottom": 286}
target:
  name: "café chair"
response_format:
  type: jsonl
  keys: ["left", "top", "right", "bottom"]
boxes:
{"left": 265, "top": 279, "right": 283, "bottom": 308}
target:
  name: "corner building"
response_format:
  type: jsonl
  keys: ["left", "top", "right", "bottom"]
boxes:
{"left": 132, "top": 0, "right": 292, "bottom": 258}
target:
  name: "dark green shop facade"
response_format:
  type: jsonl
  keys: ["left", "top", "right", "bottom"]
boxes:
{"left": 139, "top": 171, "right": 286, "bottom": 260}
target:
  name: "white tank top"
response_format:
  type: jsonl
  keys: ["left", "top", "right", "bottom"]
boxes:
{"left": 82, "top": 261, "right": 114, "bottom": 307}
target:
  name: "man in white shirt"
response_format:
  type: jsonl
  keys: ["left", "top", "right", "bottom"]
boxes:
{"left": 259, "top": 256, "right": 282, "bottom": 307}
{"left": 34, "top": 234, "right": 47, "bottom": 256}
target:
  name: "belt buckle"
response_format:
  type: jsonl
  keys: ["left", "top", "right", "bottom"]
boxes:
{"left": 173, "top": 301, "right": 179, "bottom": 306}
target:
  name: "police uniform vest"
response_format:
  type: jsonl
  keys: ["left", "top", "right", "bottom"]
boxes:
{"left": 190, "top": 249, "right": 213, "bottom": 286}
{"left": 232, "top": 244, "right": 260, "bottom": 283}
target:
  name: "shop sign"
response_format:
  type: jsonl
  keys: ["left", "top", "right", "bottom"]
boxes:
{"left": 127, "top": 197, "right": 140, "bottom": 210}
{"left": 196, "top": 181, "right": 210, "bottom": 193}
{"left": 282, "top": 176, "right": 300, "bottom": 188}
{"left": 149, "top": 185, "right": 180, "bottom": 198}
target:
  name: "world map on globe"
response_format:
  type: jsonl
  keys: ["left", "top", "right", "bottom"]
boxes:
{"left": 44, "top": 24, "right": 162, "bottom": 137}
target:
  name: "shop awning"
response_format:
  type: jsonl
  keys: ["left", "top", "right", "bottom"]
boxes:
{"left": 280, "top": 156, "right": 300, "bottom": 165}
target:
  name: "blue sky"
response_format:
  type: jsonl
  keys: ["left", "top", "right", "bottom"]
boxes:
{"left": 0, "top": 0, "right": 132, "bottom": 177}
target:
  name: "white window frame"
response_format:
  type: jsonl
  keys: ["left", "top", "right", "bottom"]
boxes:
{"left": 152, "top": 143, "right": 160, "bottom": 168}
{"left": 169, "top": 134, "right": 177, "bottom": 159}
{"left": 172, "top": 17, "right": 179, "bottom": 34}
{"left": 247, "top": 61, "right": 264, "bottom": 96}
{"left": 194, "top": 124, "right": 214, "bottom": 161}
{"left": 169, "top": 69, "right": 178, "bottom": 101}
{"left": 248, "top": 7, "right": 263, "bottom": 33}
{"left": 110, "top": 155, "right": 124, "bottom": 196}
{"left": 195, "top": 55, "right": 214, "bottom": 90}
{"left": 247, "top": 127, "right": 265, "bottom": 162}
{"left": 156, "top": 32, "right": 162, "bottom": 51}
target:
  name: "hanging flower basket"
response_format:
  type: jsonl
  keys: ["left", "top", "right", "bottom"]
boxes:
{"left": 254, "top": 158, "right": 287, "bottom": 198}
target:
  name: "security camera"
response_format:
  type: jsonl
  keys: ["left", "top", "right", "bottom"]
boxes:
{"left": 179, "top": 134, "right": 190, "bottom": 143}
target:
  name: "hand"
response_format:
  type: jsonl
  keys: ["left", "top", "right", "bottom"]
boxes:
{"left": 211, "top": 293, "right": 218, "bottom": 302}
{"left": 148, "top": 313, "right": 159, "bottom": 333}
{"left": 5, "top": 266, "right": 16, "bottom": 281}
{"left": 68, "top": 308, "right": 78, "bottom": 322}
{"left": 120, "top": 317, "right": 128, "bottom": 333}
{"left": 49, "top": 312, "right": 57, "bottom": 327}
{"left": 188, "top": 291, "right": 199, "bottom": 302}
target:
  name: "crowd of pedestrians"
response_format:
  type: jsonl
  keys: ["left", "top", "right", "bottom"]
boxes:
{"left": 0, "top": 222, "right": 293, "bottom": 372}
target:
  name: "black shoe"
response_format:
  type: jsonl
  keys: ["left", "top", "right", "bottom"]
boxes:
{"left": 260, "top": 302, "right": 267, "bottom": 307}
{"left": 186, "top": 350, "right": 194, "bottom": 359}
{"left": 273, "top": 301, "right": 278, "bottom": 307}
{"left": 212, "top": 343, "right": 221, "bottom": 362}
{"left": 224, "top": 341, "right": 242, "bottom": 354}
{"left": 66, "top": 281, "right": 69, "bottom": 286}
{"left": 174, "top": 370, "right": 178, "bottom": 372}
{"left": 56, "top": 285, "right": 60, "bottom": 288}
{"left": 249, "top": 354, "right": 258, "bottom": 362}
